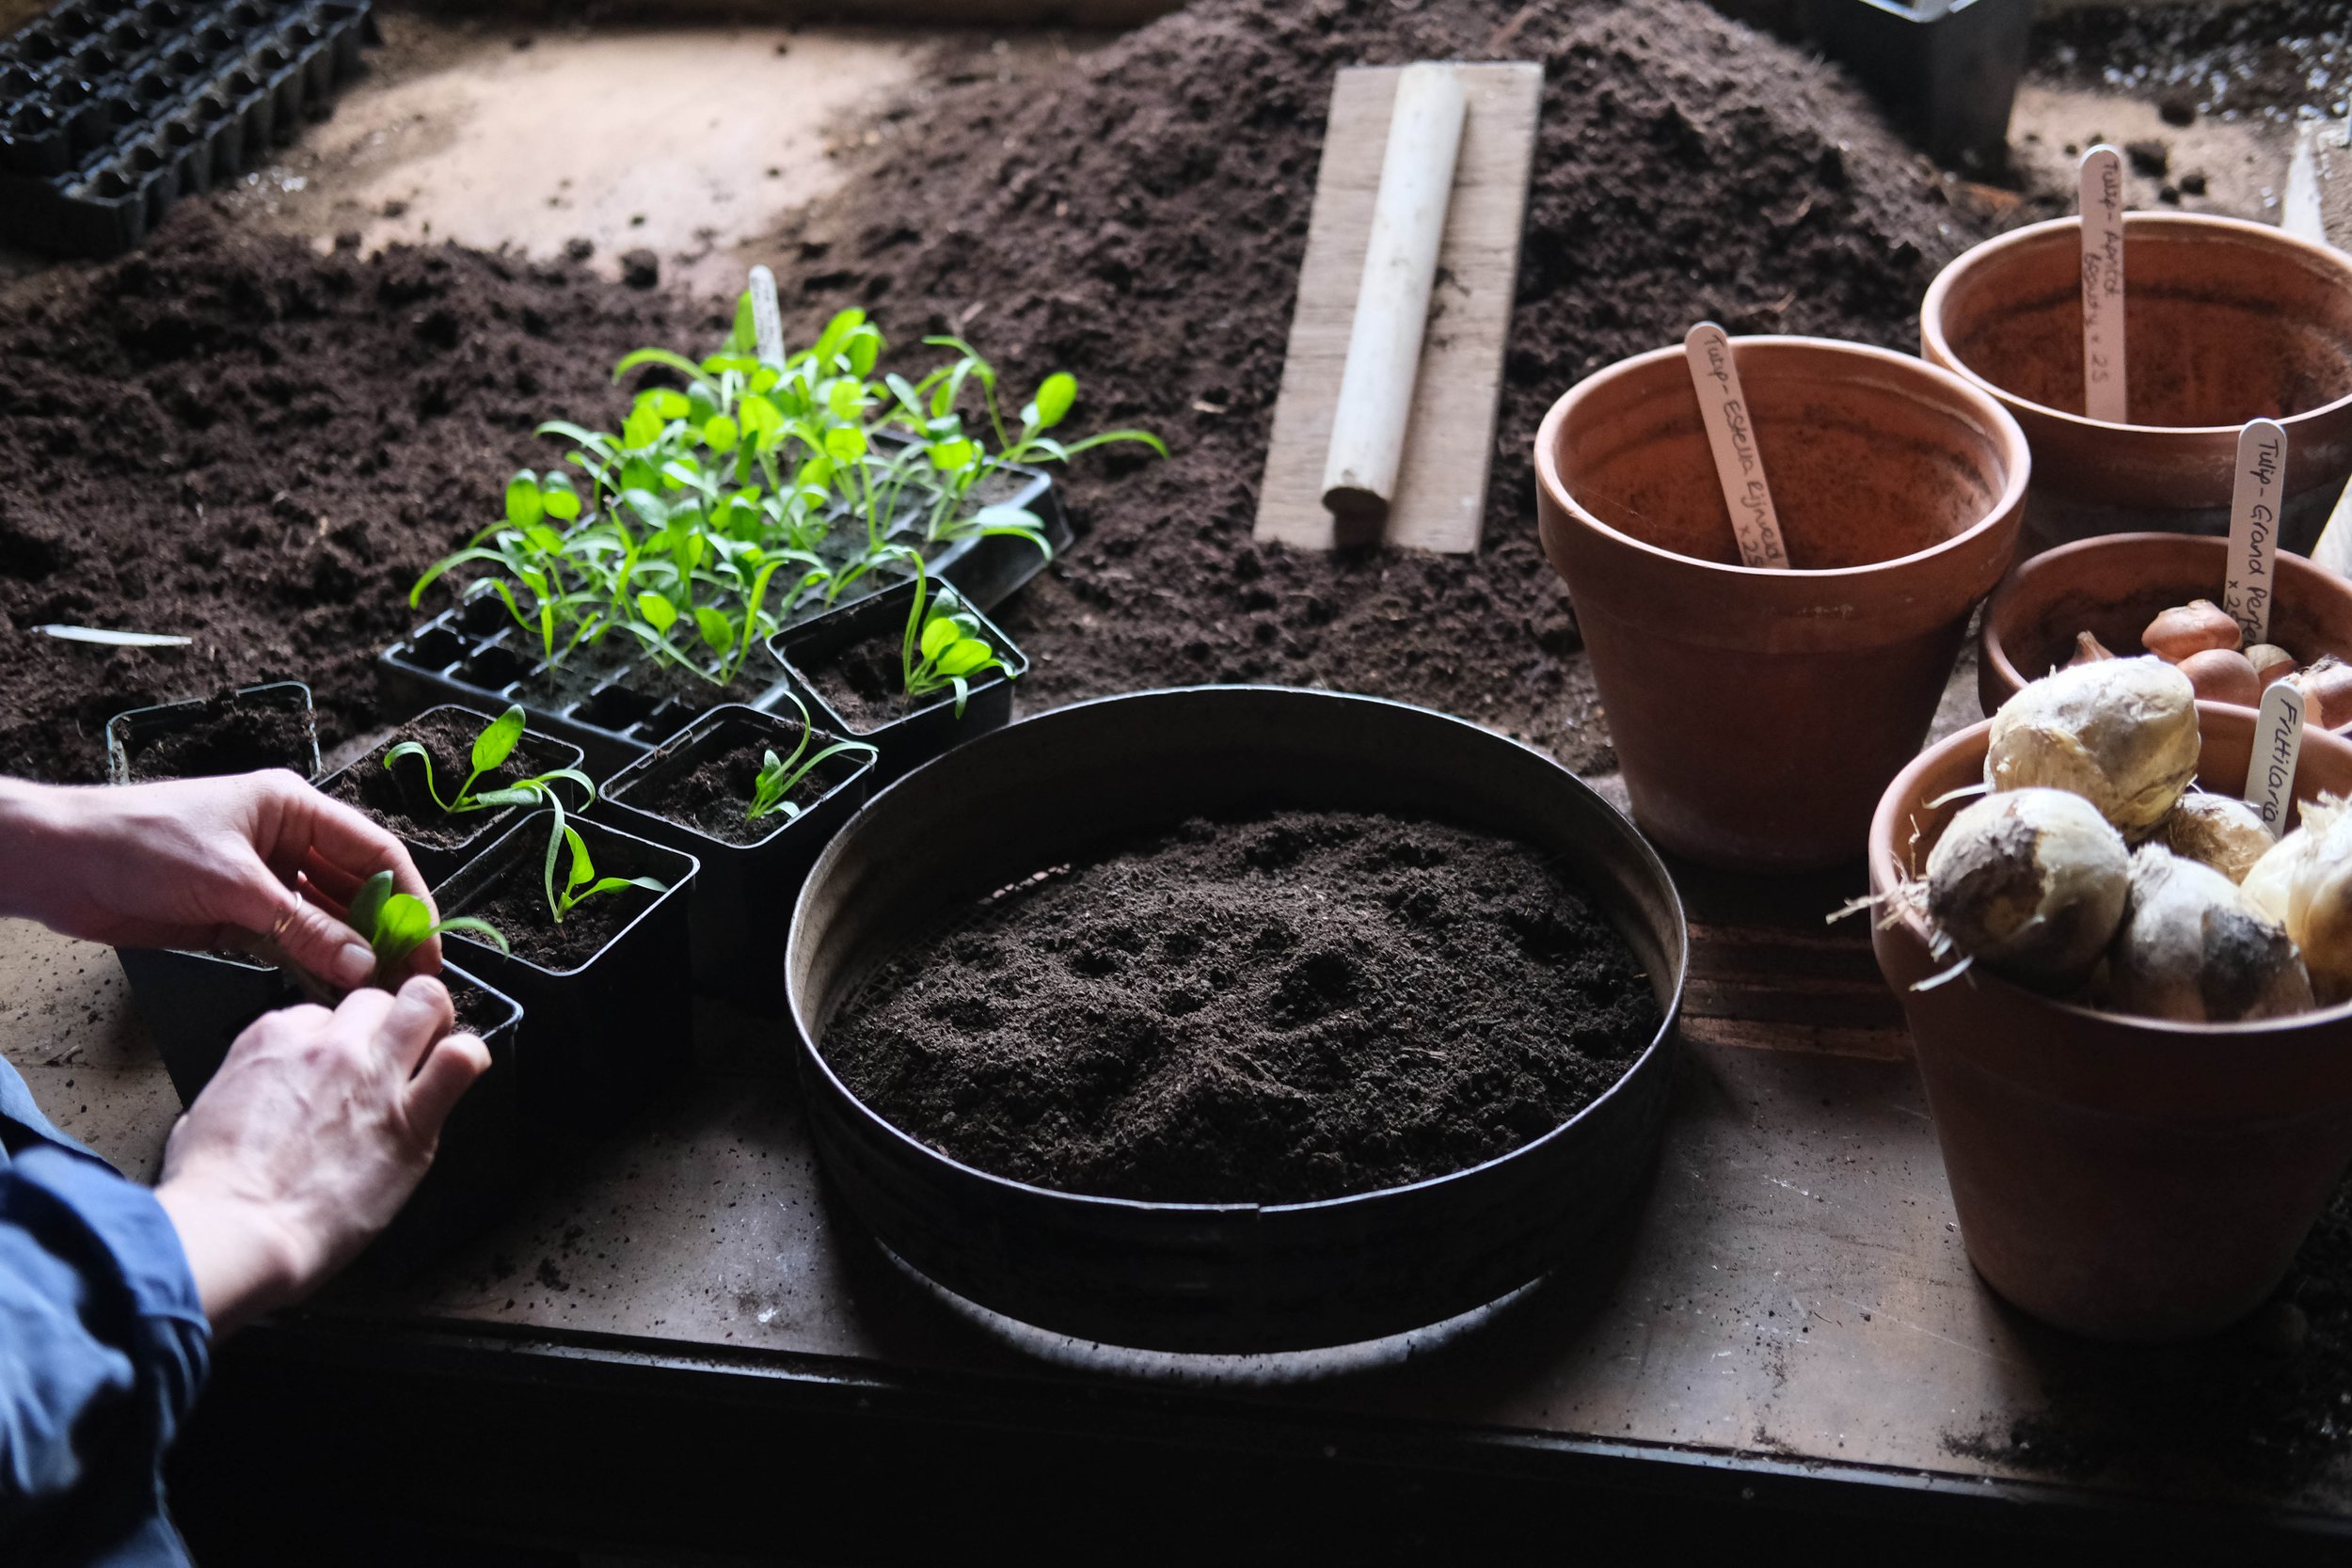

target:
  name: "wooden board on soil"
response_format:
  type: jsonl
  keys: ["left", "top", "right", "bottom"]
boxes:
{"left": 1251, "top": 63, "right": 1542, "bottom": 557}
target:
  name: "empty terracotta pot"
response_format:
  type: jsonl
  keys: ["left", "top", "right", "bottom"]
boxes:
{"left": 1536, "top": 336, "right": 2028, "bottom": 871}
{"left": 1979, "top": 531, "right": 2352, "bottom": 729}
{"left": 1869, "top": 704, "right": 2352, "bottom": 1341}
{"left": 1923, "top": 213, "right": 2352, "bottom": 557}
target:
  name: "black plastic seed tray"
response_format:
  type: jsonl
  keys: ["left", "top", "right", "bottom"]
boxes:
{"left": 376, "top": 458, "right": 1067, "bottom": 779}
{"left": 0, "top": 0, "right": 375, "bottom": 256}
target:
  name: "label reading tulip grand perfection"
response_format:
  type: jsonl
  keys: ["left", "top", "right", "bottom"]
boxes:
{"left": 2225, "top": 419, "right": 2288, "bottom": 646}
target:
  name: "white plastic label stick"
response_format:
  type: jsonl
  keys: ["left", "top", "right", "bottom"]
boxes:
{"left": 2247, "top": 680, "right": 2308, "bottom": 838}
{"left": 2079, "top": 146, "right": 2128, "bottom": 424}
{"left": 1683, "top": 322, "right": 1788, "bottom": 570}
{"left": 748, "top": 265, "right": 785, "bottom": 364}
{"left": 1320, "top": 63, "right": 1468, "bottom": 525}
{"left": 2225, "top": 418, "right": 2289, "bottom": 644}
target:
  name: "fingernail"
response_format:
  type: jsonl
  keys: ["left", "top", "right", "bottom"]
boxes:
{"left": 332, "top": 942, "right": 375, "bottom": 987}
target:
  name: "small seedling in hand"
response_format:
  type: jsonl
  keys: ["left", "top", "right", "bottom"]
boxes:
{"left": 545, "top": 824, "right": 668, "bottom": 925}
{"left": 898, "top": 552, "right": 1007, "bottom": 718}
{"left": 384, "top": 705, "right": 596, "bottom": 816}
{"left": 347, "top": 870, "right": 508, "bottom": 990}
{"left": 747, "top": 696, "right": 878, "bottom": 822}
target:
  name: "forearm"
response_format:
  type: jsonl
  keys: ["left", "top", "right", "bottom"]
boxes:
{"left": 0, "top": 778, "right": 86, "bottom": 929}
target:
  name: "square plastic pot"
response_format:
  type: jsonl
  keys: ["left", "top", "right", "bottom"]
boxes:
{"left": 768, "top": 578, "right": 1028, "bottom": 788}
{"left": 433, "top": 813, "right": 699, "bottom": 1130}
{"left": 591, "top": 704, "right": 876, "bottom": 1013}
{"left": 112, "top": 945, "right": 525, "bottom": 1272}
{"left": 316, "top": 704, "right": 588, "bottom": 885}
{"left": 104, "top": 679, "right": 320, "bottom": 784}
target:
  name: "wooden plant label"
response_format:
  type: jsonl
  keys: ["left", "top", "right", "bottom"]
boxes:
{"left": 2225, "top": 419, "right": 2289, "bottom": 644}
{"left": 2247, "top": 678, "right": 2308, "bottom": 838}
{"left": 749, "top": 264, "right": 785, "bottom": 364}
{"left": 1683, "top": 323, "right": 1788, "bottom": 570}
{"left": 2078, "top": 146, "right": 2128, "bottom": 424}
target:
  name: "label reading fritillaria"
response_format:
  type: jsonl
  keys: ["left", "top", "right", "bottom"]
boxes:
{"left": 2225, "top": 419, "right": 2288, "bottom": 646}
{"left": 2247, "top": 680, "right": 2308, "bottom": 838}
{"left": 2078, "top": 147, "right": 2128, "bottom": 425}
{"left": 1683, "top": 322, "right": 1788, "bottom": 571}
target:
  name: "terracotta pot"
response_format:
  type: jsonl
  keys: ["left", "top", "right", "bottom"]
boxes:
{"left": 1868, "top": 704, "right": 2352, "bottom": 1341}
{"left": 1979, "top": 531, "right": 2352, "bottom": 730}
{"left": 1536, "top": 335, "right": 2029, "bottom": 871}
{"left": 1922, "top": 213, "right": 2352, "bottom": 557}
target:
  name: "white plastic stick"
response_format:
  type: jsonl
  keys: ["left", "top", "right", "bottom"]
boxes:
{"left": 35, "top": 625, "right": 190, "bottom": 648}
{"left": 1320, "top": 64, "right": 1467, "bottom": 525}
{"left": 748, "top": 264, "right": 785, "bottom": 364}
{"left": 2079, "top": 145, "right": 2128, "bottom": 424}
{"left": 2225, "top": 418, "right": 2289, "bottom": 644}
{"left": 2247, "top": 680, "right": 2308, "bottom": 838}
{"left": 1683, "top": 322, "right": 1788, "bottom": 570}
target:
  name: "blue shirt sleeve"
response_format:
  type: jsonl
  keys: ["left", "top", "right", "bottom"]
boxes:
{"left": 0, "top": 1085, "right": 210, "bottom": 1567}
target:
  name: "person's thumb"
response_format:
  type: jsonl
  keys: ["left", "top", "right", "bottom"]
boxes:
{"left": 403, "top": 1033, "right": 492, "bottom": 1144}
{"left": 233, "top": 873, "right": 374, "bottom": 991}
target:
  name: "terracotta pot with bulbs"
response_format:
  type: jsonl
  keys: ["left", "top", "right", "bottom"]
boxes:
{"left": 1922, "top": 213, "right": 2352, "bottom": 558}
{"left": 1535, "top": 336, "right": 2028, "bottom": 872}
{"left": 1870, "top": 705, "right": 2352, "bottom": 1341}
{"left": 1979, "top": 531, "right": 2352, "bottom": 732}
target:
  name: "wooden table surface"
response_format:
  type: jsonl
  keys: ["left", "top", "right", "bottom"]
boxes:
{"left": 5, "top": 665, "right": 2349, "bottom": 1558}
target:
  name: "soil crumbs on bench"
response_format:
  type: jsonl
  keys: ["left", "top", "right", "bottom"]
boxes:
{"left": 125, "top": 693, "right": 316, "bottom": 782}
{"left": 825, "top": 809, "right": 1661, "bottom": 1205}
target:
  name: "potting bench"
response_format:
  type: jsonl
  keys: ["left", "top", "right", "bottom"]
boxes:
{"left": 5, "top": 826, "right": 2348, "bottom": 1560}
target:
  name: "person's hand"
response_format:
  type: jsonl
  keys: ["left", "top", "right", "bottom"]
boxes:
{"left": 0, "top": 769, "right": 439, "bottom": 990}
{"left": 151, "top": 977, "right": 490, "bottom": 1334}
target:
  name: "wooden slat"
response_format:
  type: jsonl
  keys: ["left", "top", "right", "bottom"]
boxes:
{"left": 1253, "top": 64, "right": 1542, "bottom": 555}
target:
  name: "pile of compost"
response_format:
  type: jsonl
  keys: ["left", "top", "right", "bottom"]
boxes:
{"left": 823, "top": 809, "right": 1661, "bottom": 1204}
{"left": 0, "top": 0, "right": 1977, "bottom": 783}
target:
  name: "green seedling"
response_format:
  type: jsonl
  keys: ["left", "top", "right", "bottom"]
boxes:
{"left": 383, "top": 705, "right": 595, "bottom": 816}
{"left": 544, "top": 821, "right": 668, "bottom": 925}
{"left": 898, "top": 553, "right": 1007, "bottom": 718}
{"left": 747, "top": 697, "right": 879, "bottom": 822}
{"left": 347, "top": 870, "right": 508, "bottom": 990}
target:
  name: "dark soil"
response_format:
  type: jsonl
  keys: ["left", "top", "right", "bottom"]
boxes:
{"left": 798, "top": 633, "right": 977, "bottom": 735}
{"left": 616, "top": 722, "right": 862, "bottom": 847}
{"left": 0, "top": 0, "right": 1983, "bottom": 783}
{"left": 445, "top": 980, "right": 513, "bottom": 1041}
{"left": 823, "top": 809, "right": 1661, "bottom": 1205}
{"left": 2033, "top": 1, "right": 2351, "bottom": 124}
{"left": 123, "top": 691, "right": 317, "bottom": 782}
{"left": 1947, "top": 1178, "right": 2352, "bottom": 1497}
{"left": 323, "top": 708, "right": 577, "bottom": 848}
{"left": 451, "top": 852, "right": 659, "bottom": 973}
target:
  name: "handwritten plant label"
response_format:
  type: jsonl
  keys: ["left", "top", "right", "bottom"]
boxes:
{"left": 749, "top": 264, "right": 785, "bottom": 364}
{"left": 2079, "top": 146, "right": 2128, "bottom": 424}
{"left": 2247, "top": 679, "right": 2308, "bottom": 837}
{"left": 1684, "top": 322, "right": 1788, "bottom": 570}
{"left": 2225, "top": 418, "right": 2288, "bottom": 644}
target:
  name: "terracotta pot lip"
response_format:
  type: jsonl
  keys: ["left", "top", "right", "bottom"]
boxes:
{"left": 1534, "top": 334, "right": 2030, "bottom": 583}
{"left": 1868, "top": 704, "right": 2352, "bottom": 1037}
{"left": 1922, "top": 212, "right": 2352, "bottom": 441}
{"left": 1979, "top": 532, "right": 2352, "bottom": 733}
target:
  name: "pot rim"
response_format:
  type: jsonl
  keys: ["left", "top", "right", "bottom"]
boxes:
{"left": 787, "top": 684, "right": 1690, "bottom": 1219}
{"left": 1534, "top": 333, "right": 2031, "bottom": 584}
{"left": 1922, "top": 211, "right": 2352, "bottom": 440}
{"left": 441, "top": 810, "right": 701, "bottom": 980}
{"left": 1868, "top": 704, "right": 2352, "bottom": 1037}
{"left": 1979, "top": 532, "right": 2352, "bottom": 729}
{"left": 600, "top": 702, "right": 877, "bottom": 852}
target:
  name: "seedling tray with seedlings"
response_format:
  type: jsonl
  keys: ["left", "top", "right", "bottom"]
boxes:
{"left": 319, "top": 704, "right": 591, "bottom": 883}
{"left": 105, "top": 679, "right": 320, "bottom": 783}
{"left": 0, "top": 0, "right": 377, "bottom": 257}
{"left": 771, "top": 564, "right": 1028, "bottom": 787}
{"left": 113, "top": 943, "right": 525, "bottom": 1273}
{"left": 592, "top": 702, "right": 877, "bottom": 1011}
{"left": 386, "top": 299, "right": 1141, "bottom": 777}
{"left": 433, "top": 810, "right": 697, "bottom": 1129}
